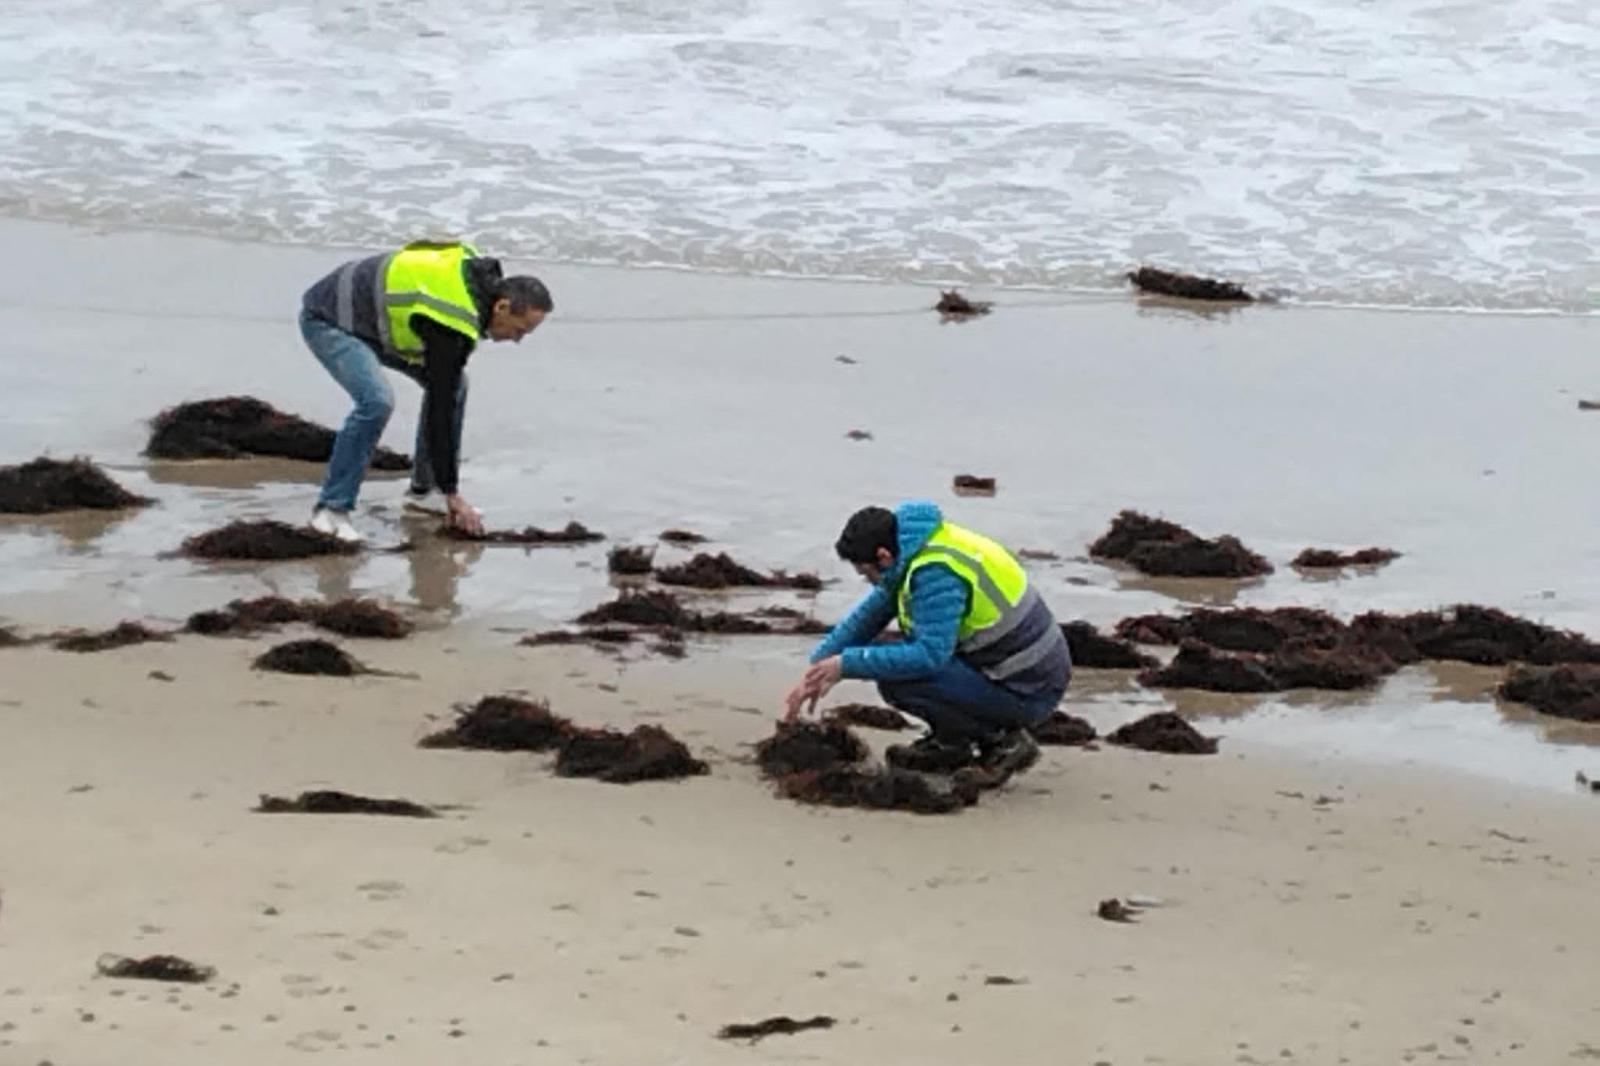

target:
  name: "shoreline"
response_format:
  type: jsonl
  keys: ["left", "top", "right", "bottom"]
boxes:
{"left": 1, "top": 212, "right": 1595, "bottom": 321}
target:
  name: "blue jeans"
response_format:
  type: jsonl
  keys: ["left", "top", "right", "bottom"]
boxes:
{"left": 301, "top": 312, "right": 466, "bottom": 510}
{"left": 878, "top": 658, "right": 1064, "bottom": 744}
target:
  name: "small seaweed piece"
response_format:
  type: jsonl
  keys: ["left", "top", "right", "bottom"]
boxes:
{"left": 1127, "top": 266, "right": 1254, "bottom": 302}
{"left": 935, "top": 290, "right": 993, "bottom": 318}
{"left": 443, "top": 521, "right": 603, "bottom": 545}
{"left": 1292, "top": 547, "right": 1401, "bottom": 569}
{"left": 755, "top": 720, "right": 869, "bottom": 776}
{"left": 0, "top": 456, "right": 151, "bottom": 514}
{"left": 252, "top": 639, "right": 363, "bottom": 677}
{"left": 717, "top": 1015, "right": 836, "bottom": 1042}
{"left": 52, "top": 621, "right": 173, "bottom": 653}
{"left": 825, "top": 703, "right": 910, "bottom": 731}
{"left": 608, "top": 545, "right": 656, "bottom": 575}
{"left": 181, "top": 520, "right": 359, "bottom": 561}
{"left": 96, "top": 954, "right": 215, "bottom": 983}
{"left": 1030, "top": 712, "right": 1096, "bottom": 746}
{"left": 420, "top": 696, "right": 575, "bottom": 751}
{"left": 1106, "top": 711, "right": 1218, "bottom": 754}
{"left": 577, "top": 590, "right": 694, "bottom": 629}
{"left": 254, "top": 790, "right": 436, "bottom": 818}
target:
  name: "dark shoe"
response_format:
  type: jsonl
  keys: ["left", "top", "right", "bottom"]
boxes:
{"left": 976, "top": 729, "right": 1041, "bottom": 779}
{"left": 885, "top": 734, "right": 976, "bottom": 774}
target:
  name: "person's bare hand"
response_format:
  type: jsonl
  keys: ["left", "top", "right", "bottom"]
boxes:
{"left": 446, "top": 494, "right": 484, "bottom": 537}
{"left": 802, "top": 656, "right": 843, "bottom": 701}
{"left": 783, "top": 680, "right": 815, "bottom": 720}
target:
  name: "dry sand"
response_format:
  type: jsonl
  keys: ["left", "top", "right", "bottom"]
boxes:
{"left": 2, "top": 632, "right": 1599, "bottom": 1065}
{"left": 3, "top": 219, "right": 1600, "bottom": 1064}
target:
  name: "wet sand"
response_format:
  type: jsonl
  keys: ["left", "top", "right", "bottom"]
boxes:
{"left": 3, "top": 219, "right": 1600, "bottom": 1062}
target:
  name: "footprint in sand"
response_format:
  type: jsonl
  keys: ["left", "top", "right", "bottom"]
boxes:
{"left": 433, "top": 837, "right": 489, "bottom": 855}
{"left": 282, "top": 974, "right": 333, "bottom": 1000}
{"left": 287, "top": 1028, "right": 342, "bottom": 1052}
{"left": 356, "top": 929, "right": 409, "bottom": 952}
{"left": 356, "top": 880, "right": 405, "bottom": 902}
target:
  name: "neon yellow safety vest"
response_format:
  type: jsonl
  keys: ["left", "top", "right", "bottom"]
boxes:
{"left": 378, "top": 241, "right": 482, "bottom": 363}
{"left": 895, "top": 522, "right": 1031, "bottom": 642}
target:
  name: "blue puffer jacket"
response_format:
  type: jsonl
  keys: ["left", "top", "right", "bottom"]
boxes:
{"left": 808, "top": 500, "right": 971, "bottom": 681}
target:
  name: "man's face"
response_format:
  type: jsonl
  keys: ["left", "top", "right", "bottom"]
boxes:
{"left": 487, "top": 300, "right": 546, "bottom": 343}
{"left": 852, "top": 547, "right": 895, "bottom": 585}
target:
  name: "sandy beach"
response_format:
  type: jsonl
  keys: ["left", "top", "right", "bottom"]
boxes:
{"left": 3, "top": 219, "right": 1600, "bottom": 1064}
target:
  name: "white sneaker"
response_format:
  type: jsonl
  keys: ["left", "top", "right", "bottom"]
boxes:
{"left": 310, "top": 507, "right": 365, "bottom": 545}
{"left": 403, "top": 489, "right": 448, "bottom": 516}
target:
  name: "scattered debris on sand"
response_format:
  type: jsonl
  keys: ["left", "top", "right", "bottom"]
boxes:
{"left": 656, "top": 552, "right": 822, "bottom": 591}
{"left": 825, "top": 703, "right": 910, "bottom": 731}
{"left": 718, "top": 1015, "right": 836, "bottom": 1042}
{"left": 935, "top": 290, "right": 993, "bottom": 319}
{"left": 420, "top": 696, "right": 575, "bottom": 751}
{"left": 1579, "top": 400, "right": 1600, "bottom": 412}
{"left": 953, "top": 474, "right": 996, "bottom": 496}
{"left": 845, "top": 429, "right": 874, "bottom": 441}
{"left": 1127, "top": 266, "right": 1254, "bottom": 302}
{"left": 253, "top": 639, "right": 364, "bottom": 677}
{"left": 756, "top": 720, "right": 869, "bottom": 776}
{"left": 443, "top": 521, "right": 603, "bottom": 545}
{"left": 608, "top": 545, "right": 655, "bottom": 575}
{"left": 1293, "top": 547, "right": 1401, "bottom": 569}
{"left": 660, "top": 529, "right": 707, "bottom": 545}
{"left": 1089, "top": 510, "right": 1272, "bottom": 578}
{"left": 51, "top": 621, "right": 173, "bottom": 653}
{"left": 0, "top": 457, "right": 151, "bottom": 514}
{"left": 96, "top": 954, "right": 215, "bottom": 983}
{"left": 554, "top": 725, "right": 708, "bottom": 783}
{"left": 1061, "top": 621, "right": 1158, "bottom": 669}
{"left": 1030, "top": 711, "right": 1097, "bottom": 746}
{"left": 146, "top": 395, "right": 411, "bottom": 468}
{"left": 1097, "top": 899, "right": 1141, "bottom": 923}
{"left": 181, "top": 520, "right": 359, "bottom": 561}
{"left": 1499, "top": 665, "right": 1600, "bottom": 722}
{"left": 1577, "top": 770, "right": 1600, "bottom": 793}
{"left": 255, "top": 790, "right": 437, "bottom": 818}
{"left": 1107, "top": 711, "right": 1218, "bottom": 754}
{"left": 1018, "top": 549, "right": 1060, "bottom": 562}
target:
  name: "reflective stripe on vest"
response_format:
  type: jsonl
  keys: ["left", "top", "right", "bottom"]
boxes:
{"left": 894, "top": 523, "right": 1059, "bottom": 685}
{"left": 376, "top": 241, "right": 481, "bottom": 362}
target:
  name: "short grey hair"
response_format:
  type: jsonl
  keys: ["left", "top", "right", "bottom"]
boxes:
{"left": 495, "top": 275, "right": 553, "bottom": 314}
